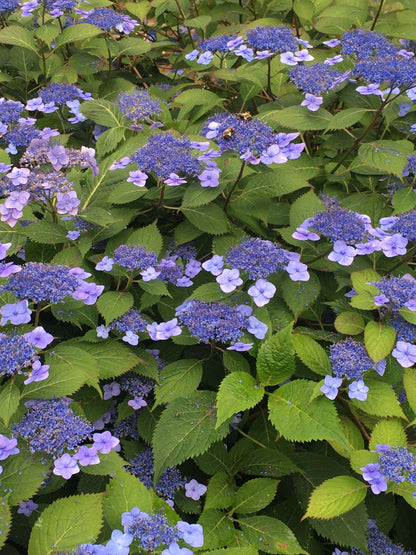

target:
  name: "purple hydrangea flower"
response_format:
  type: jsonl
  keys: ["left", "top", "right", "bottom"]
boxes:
{"left": 92, "top": 431, "right": 120, "bottom": 454}
{"left": 24, "top": 360, "right": 49, "bottom": 385}
{"left": 162, "top": 544, "right": 193, "bottom": 555}
{"left": 53, "top": 453, "right": 80, "bottom": 479}
{"left": 216, "top": 268, "right": 243, "bottom": 293}
{"left": 74, "top": 445, "right": 100, "bottom": 466}
{"left": 320, "top": 375, "right": 342, "bottom": 400}
{"left": 392, "top": 340, "right": 416, "bottom": 368}
{"left": 177, "top": 521, "right": 204, "bottom": 548}
{"left": 246, "top": 316, "right": 268, "bottom": 339}
{"left": 301, "top": 93, "right": 323, "bottom": 111}
{"left": 17, "top": 500, "right": 38, "bottom": 516}
{"left": 72, "top": 282, "right": 104, "bottom": 305}
{"left": 96, "top": 256, "right": 114, "bottom": 271}
{"left": 24, "top": 326, "right": 54, "bottom": 349}
{"left": 227, "top": 342, "right": 253, "bottom": 351}
{"left": 327, "top": 240, "right": 357, "bottom": 266}
{"left": 103, "top": 382, "right": 120, "bottom": 400}
{"left": 202, "top": 255, "right": 224, "bottom": 276}
{"left": 247, "top": 279, "right": 276, "bottom": 307}
{"left": 0, "top": 435, "right": 19, "bottom": 460}
{"left": 106, "top": 529, "right": 133, "bottom": 555}
{"left": 122, "top": 331, "right": 139, "bottom": 345}
{"left": 0, "top": 300, "right": 32, "bottom": 325}
{"left": 184, "top": 479, "right": 207, "bottom": 500}
{"left": 348, "top": 379, "right": 369, "bottom": 401}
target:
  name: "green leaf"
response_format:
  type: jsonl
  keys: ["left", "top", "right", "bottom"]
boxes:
{"left": 281, "top": 271, "right": 320, "bottom": 318}
{"left": 198, "top": 509, "right": 235, "bottom": 550}
{"left": 216, "top": 372, "right": 265, "bottom": 428}
{"left": 80, "top": 99, "right": 124, "bottom": 127}
{"left": 182, "top": 205, "right": 231, "bottom": 234}
{"left": 238, "top": 515, "right": 307, "bottom": 554}
{"left": 0, "top": 381, "right": 19, "bottom": 426}
{"left": 234, "top": 478, "right": 278, "bottom": 514}
{"left": 96, "top": 291, "right": 134, "bottom": 325}
{"left": 76, "top": 341, "right": 141, "bottom": 379}
{"left": 154, "top": 359, "right": 203, "bottom": 407}
{"left": 329, "top": 415, "right": 365, "bottom": 459}
{"left": 21, "top": 345, "right": 95, "bottom": 399}
{"left": 364, "top": 321, "right": 396, "bottom": 363}
{"left": 309, "top": 501, "right": 368, "bottom": 552}
{"left": 292, "top": 334, "right": 331, "bottom": 376}
{"left": 334, "top": 312, "right": 365, "bottom": 335}
{"left": 392, "top": 187, "right": 416, "bottom": 214}
{"left": 127, "top": 222, "right": 163, "bottom": 255}
{"left": 263, "top": 107, "right": 333, "bottom": 130}
{"left": 28, "top": 494, "right": 103, "bottom": 555}
{"left": 23, "top": 221, "right": 68, "bottom": 244}
{"left": 268, "top": 380, "right": 347, "bottom": 446}
{"left": 116, "top": 37, "right": 151, "bottom": 56}
{"left": 257, "top": 324, "right": 295, "bottom": 386}
{"left": 351, "top": 269, "right": 381, "bottom": 295}
{"left": 80, "top": 450, "right": 127, "bottom": 476}
{"left": 182, "top": 182, "right": 225, "bottom": 208}
{"left": 96, "top": 127, "right": 126, "bottom": 157}
{"left": 352, "top": 379, "right": 405, "bottom": 418}
{"left": 304, "top": 476, "right": 367, "bottom": 520}
{"left": 108, "top": 182, "right": 147, "bottom": 205}
{"left": 54, "top": 23, "right": 101, "bottom": 48}
{"left": 325, "top": 108, "right": 368, "bottom": 130}
{"left": 241, "top": 166, "right": 311, "bottom": 199}
{"left": 369, "top": 419, "right": 407, "bottom": 451}
{"left": 357, "top": 140, "right": 413, "bottom": 177}
{"left": 139, "top": 279, "right": 170, "bottom": 297}
{"left": 0, "top": 25, "right": 38, "bottom": 53}
{"left": 191, "top": 282, "right": 226, "bottom": 301}
{"left": 349, "top": 293, "right": 376, "bottom": 310}
{"left": 400, "top": 307, "right": 416, "bottom": 325}
{"left": 404, "top": 368, "right": 416, "bottom": 414}
{"left": 237, "top": 447, "right": 299, "bottom": 478}
{"left": 103, "top": 469, "right": 153, "bottom": 529}
{"left": 0, "top": 500, "right": 11, "bottom": 549}
{"left": 205, "top": 472, "right": 235, "bottom": 510}
{"left": 0, "top": 451, "right": 45, "bottom": 505}
{"left": 152, "top": 390, "right": 233, "bottom": 482}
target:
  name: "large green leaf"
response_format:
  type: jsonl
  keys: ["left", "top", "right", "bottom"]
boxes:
{"left": 28, "top": 494, "right": 103, "bottom": 555}
{"left": 233, "top": 478, "right": 278, "bottom": 514}
{"left": 357, "top": 140, "right": 413, "bottom": 177}
{"left": 54, "top": 23, "right": 101, "bottom": 48}
{"left": 152, "top": 391, "right": 233, "bottom": 482}
{"left": 0, "top": 25, "right": 38, "bottom": 53}
{"left": 352, "top": 379, "right": 405, "bottom": 418}
{"left": 292, "top": 334, "right": 331, "bottom": 376}
{"left": 182, "top": 205, "right": 231, "bottom": 234}
{"left": 268, "top": 380, "right": 347, "bottom": 446}
{"left": 127, "top": 221, "right": 163, "bottom": 255}
{"left": 256, "top": 324, "right": 295, "bottom": 386}
{"left": 96, "top": 291, "right": 134, "bottom": 325}
{"left": 0, "top": 500, "right": 11, "bottom": 549}
{"left": 80, "top": 99, "right": 124, "bottom": 127}
{"left": 76, "top": 341, "right": 141, "bottom": 379}
{"left": 0, "top": 381, "right": 20, "bottom": 426}
{"left": 198, "top": 509, "right": 235, "bottom": 550}
{"left": 205, "top": 472, "right": 235, "bottom": 510}
{"left": 0, "top": 451, "right": 46, "bottom": 505}
{"left": 281, "top": 271, "right": 320, "bottom": 318}
{"left": 263, "top": 107, "right": 333, "bottom": 130}
{"left": 154, "top": 359, "right": 203, "bottom": 407}
{"left": 216, "top": 372, "right": 264, "bottom": 428}
{"left": 103, "top": 469, "right": 153, "bottom": 529}
{"left": 238, "top": 515, "right": 308, "bottom": 554}
{"left": 304, "top": 476, "right": 367, "bottom": 520}
{"left": 364, "top": 321, "right": 396, "bottom": 363}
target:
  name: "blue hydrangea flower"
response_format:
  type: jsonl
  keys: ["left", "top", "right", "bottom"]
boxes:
{"left": 0, "top": 333, "right": 36, "bottom": 376}
{"left": 289, "top": 63, "right": 348, "bottom": 96}
{"left": 121, "top": 508, "right": 178, "bottom": 551}
{"left": 198, "top": 35, "right": 235, "bottom": 54}
{"left": 81, "top": 7, "right": 138, "bottom": 34}
{"left": 130, "top": 132, "right": 202, "bottom": 179}
{"left": 117, "top": 89, "right": 162, "bottom": 128}
{"left": 329, "top": 338, "right": 374, "bottom": 380}
{"left": 177, "top": 300, "right": 248, "bottom": 343}
{"left": 225, "top": 237, "right": 292, "bottom": 279}
{"left": 245, "top": 25, "right": 296, "bottom": 53}
{"left": 341, "top": 29, "right": 397, "bottom": 59}
{"left": 113, "top": 245, "right": 158, "bottom": 271}
{"left": 13, "top": 397, "right": 94, "bottom": 457}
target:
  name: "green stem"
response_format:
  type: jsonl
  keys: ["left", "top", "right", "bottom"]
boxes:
{"left": 330, "top": 102, "right": 387, "bottom": 174}
{"left": 370, "top": 0, "right": 385, "bottom": 31}
{"left": 223, "top": 161, "right": 246, "bottom": 212}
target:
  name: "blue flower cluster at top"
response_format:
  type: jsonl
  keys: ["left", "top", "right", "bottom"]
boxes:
{"left": 81, "top": 7, "right": 136, "bottom": 33}
{"left": 353, "top": 55, "right": 416, "bottom": 89}
{"left": 131, "top": 132, "right": 202, "bottom": 179}
{"left": 178, "top": 300, "right": 247, "bottom": 343}
{"left": 0, "top": 99, "right": 24, "bottom": 124}
{"left": 202, "top": 112, "right": 298, "bottom": 158}
{"left": 309, "top": 198, "right": 368, "bottom": 243}
{"left": 225, "top": 237, "right": 291, "bottom": 279}
{"left": 119, "top": 372, "right": 155, "bottom": 398}
{"left": 289, "top": 63, "right": 345, "bottom": 96}
{"left": 341, "top": 29, "right": 398, "bottom": 59}
{"left": 109, "top": 309, "right": 147, "bottom": 334}
{"left": 123, "top": 508, "right": 178, "bottom": 551}
{"left": 37, "top": 83, "right": 90, "bottom": 106}
{"left": 378, "top": 445, "right": 416, "bottom": 486}
{"left": 387, "top": 313, "right": 416, "bottom": 343}
{"left": 245, "top": 25, "right": 296, "bottom": 52}
{"left": 199, "top": 35, "right": 234, "bottom": 53}
{"left": 0, "top": 262, "right": 82, "bottom": 303}
{"left": 329, "top": 338, "right": 374, "bottom": 379}
{"left": 339, "top": 519, "right": 414, "bottom": 555}
{"left": 372, "top": 275, "right": 416, "bottom": 309}
{"left": 127, "top": 447, "right": 185, "bottom": 501}
{"left": 113, "top": 245, "right": 158, "bottom": 271}
{"left": 117, "top": 89, "right": 162, "bottom": 126}
{"left": 389, "top": 209, "right": 416, "bottom": 241}
{"left": 0, "top": 0, "right": 19, "bottom": 12}
{"left": 13, "top": 398, "right": 94, "bottom": 457}
{"left": 0, "top": 333, "right": 36, "bottom": 376}
{"left": 3, "top": 123, "right": 42, "bottom": 149}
